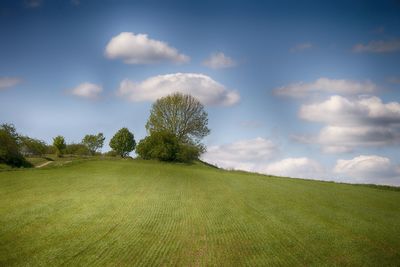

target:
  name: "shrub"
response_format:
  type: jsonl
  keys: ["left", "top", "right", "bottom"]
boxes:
{"left": 176, "top": 143, "right": 202, "bottom": 163}
{"left": 103, "top": 150, "right": 118, "bottom": 157}
{"left": 136, "top": 131, "right": 202, "bottom": 163}
{"left": 136, "top": 131, "right": 179, "bottom": 161}
{"left": 65, "top": 143, "right": 91, "bottom": 156}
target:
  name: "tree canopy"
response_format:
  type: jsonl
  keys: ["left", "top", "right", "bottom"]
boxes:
{"left": 145, "top": 93, "right": 210, "bottom": 144}
{"left": 53, "top": 135, "right": 66, "bottom": 157}
{"left": 82, "top": 133, "right": 105, "bottom": 155}
{"left": 109, "top": 128, "right": 136, "bottom": 157}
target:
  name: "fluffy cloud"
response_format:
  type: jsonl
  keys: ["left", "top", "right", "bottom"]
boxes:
{"left": 0, "top": 77, "right": 21, "bottom": 90}
{"left": 334, "top": 155, "right": 400, "bottom": 185}
{"left": 353, "top": 39, "right": 400, "bottom": 53}
{"left": 105, "top": 32, "right": 189, "bottom": 64}
{"left": 290, "top": 42, "right": 313, "bottom": 52}
{"left": 117, "top": 73, "right": 240, "bottom": 106}
{"left": 274, "top": 78, "right": 376, "bottom": 98}
{"left": 202, "top": 52, "right": 236, "bottom": 69}
{"left": 201, "top": 137, "right": 278, "bottom": 171}
{"left": 69, "top": 82, "right": 102, "bottom": 99}
{"left": 260, "top": 157, "right": 327, "bottom": 180}
{"left": 299, "top": 95, "right": 400, "bottom": 153}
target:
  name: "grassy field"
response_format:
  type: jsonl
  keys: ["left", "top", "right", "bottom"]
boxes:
{"left": 0, "top": 159, "right": 399, "bottom": 266}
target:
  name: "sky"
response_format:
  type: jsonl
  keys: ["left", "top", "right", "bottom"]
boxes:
{"left": 1, "top": 0, "right": 400, "bottom": 186}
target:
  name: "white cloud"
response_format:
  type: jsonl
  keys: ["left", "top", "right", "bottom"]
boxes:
{"left": 0, "top": 77, "right": 22, "bottom": 90}
{"left": 260, "top": 157, "right": 326, "bottom": 179}
{"left": 69, "top": 82, "right": 102, "bottom": 99}
{"left": 201, "top": 137, "right": 278, "bottom": 171}
{"left": 274, "top": 78, "right": 376, "bottom": 98}
{"left": 353, "top": 39, "right": 400, "bottom": 53}
{"left": 334, "top": 155, "right": 400, "bottom": 185}
{"left": 298, "top": 95, "right": 400, "bottom": 153}
{"left": 202, "top": 52, "right": 236, "bottom": 69}
{"left": 105, "top": 32, "right": 189, "bottom": 64}
{"left": 290, "top": 42, "right": 313, "bottom": 52}
{"left": 117, "top": 73, "right": 240, "bottom": 106}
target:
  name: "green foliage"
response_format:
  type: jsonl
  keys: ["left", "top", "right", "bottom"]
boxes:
{"left": 103, "top": 150, "right": 118, "bottom": 157}
{"left": 136, "top": 131, "right": 179, "bottom": 161}
{"left": 109, "top": 128, "right": 135, "bottom": 157}
{"left": 53, "top": 135, "right": 66, "bottom": 157}
{"left": 20, "top": 136, "right": 47, "bottom": 156}
{"left": 176, "top": 142, "right": 202, "bottom": 162}
{"left": 82, "top": 133, "right": 105, "bottom": 155}
{"left": 0, "top": 124, "right": 31, "bottom": 167}
{"left": 65, "top": 143, "right": 91, "bottom": 156}
{"left": 136, "top": 131, "right": 202, "bottom": 162}
{"left": 145, "top": 93, "right": 210, "bottom": 144}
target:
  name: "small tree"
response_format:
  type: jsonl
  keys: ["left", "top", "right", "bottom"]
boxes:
{"left": 53, "top": 135, "right": 66, "bottom": 157}
{"left": 82, "top": 133, "right": 105, "bottom": 155}
{"left": 109, "top": 128, "right": 135, "bottom": 157}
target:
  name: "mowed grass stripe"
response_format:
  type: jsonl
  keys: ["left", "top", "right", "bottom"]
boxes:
{"left": 1, "top": 159, "right": 400, "bottom": 266}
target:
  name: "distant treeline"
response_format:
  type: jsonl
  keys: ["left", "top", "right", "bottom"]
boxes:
{"left": 0, "top": 93, "right": 210, "bottom": 168}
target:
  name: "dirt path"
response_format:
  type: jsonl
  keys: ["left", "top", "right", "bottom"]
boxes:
{"left": 36, "top": 161, "right": 52, "bottom": 168}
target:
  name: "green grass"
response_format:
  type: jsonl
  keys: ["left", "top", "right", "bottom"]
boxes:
{"left": 0, "top": 159, "right": 399, "bottom": 266}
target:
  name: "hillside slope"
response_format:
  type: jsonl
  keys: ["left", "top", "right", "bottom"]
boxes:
{"left": 0, "top": 159, "right": 399, "bottom": 266}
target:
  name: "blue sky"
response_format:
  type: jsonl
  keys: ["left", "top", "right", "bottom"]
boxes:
{"left": 1, "top": 0, "right": 400, "bottom": 185}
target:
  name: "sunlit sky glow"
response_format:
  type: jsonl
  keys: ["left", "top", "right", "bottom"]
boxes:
{"left": 1, "top": 0, "right": 400, "bottom": 185}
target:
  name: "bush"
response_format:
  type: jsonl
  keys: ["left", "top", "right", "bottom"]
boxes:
{"left": 103, "top": 150, "right": 118, "bottom": 157}
{"left": 176, "top": 143, "right": 202, "bottom": 163}
{"left": 136, "top": 131, "right": 179, "bottom": 161}
{"left": 136, "top": 131, "right": 202, "bottom": 163}
{"left": 65, "top": 143, "right": 91, "bottom": 156}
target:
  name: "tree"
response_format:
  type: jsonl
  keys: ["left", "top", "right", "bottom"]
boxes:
{"left": 82, "top": 133, "right": 105, "bottom": 155}
{"left": 109, "top": 128, "right": 135, "bottom": 157}
{"left": 145, "top": 93, "right": 210, "bottom": 144}
{"left": 20, "top": 136, "right": 47, "bottom": 156}
{"left": 0, "top": 124, "right": 31, "bottom": 167}
{"left": 53, "top": 136, "right": 66, "bottom": 157}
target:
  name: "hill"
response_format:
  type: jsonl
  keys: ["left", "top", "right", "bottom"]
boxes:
{"left": 0, "top": 158, "right": 399, "bottom": 266}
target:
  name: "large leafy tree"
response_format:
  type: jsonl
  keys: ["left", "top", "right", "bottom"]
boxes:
{"left": 109, "top": 128, "right": 135, "bottom": 157}
{"left": 53, "top": 135, "right": 66, "bottom": 157}
{"left": 82, "top": 133, "right": 105, "bottom": 155}
{"left": 145, "top": 93, "right": 210, "bottom": 144}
